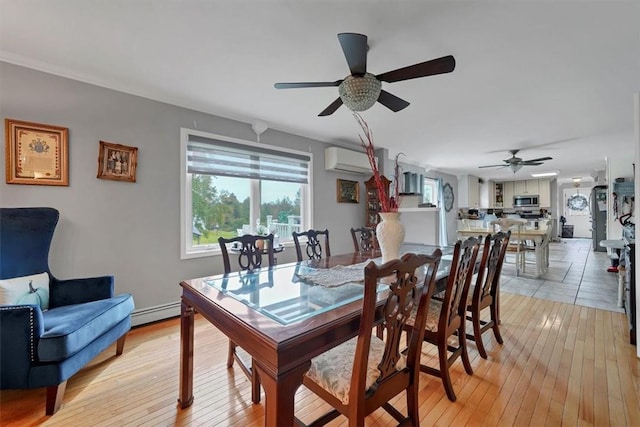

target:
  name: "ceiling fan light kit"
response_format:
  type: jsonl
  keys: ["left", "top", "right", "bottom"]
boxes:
{"left": 509, "top": 163, "right": 523, "bottom": 173}
{"left": 274, "top": 32, "right": 455, "bottom": 116}
{"left": 338, "top": 74, "right": 381, "bottom": 112}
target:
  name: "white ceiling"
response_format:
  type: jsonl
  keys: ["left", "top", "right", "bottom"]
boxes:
{"left": 1, "top": 1, "right": 638, "bottom": 183}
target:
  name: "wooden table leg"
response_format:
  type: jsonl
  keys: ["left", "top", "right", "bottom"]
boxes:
{"left": 178, "top": 300, "right": 195, "bottom": 408}
{"left": 254, "top": 360, "right": 310, "bottom": 427}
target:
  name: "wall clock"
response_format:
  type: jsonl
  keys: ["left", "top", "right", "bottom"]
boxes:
{"left": 443, "top": 182, "right": 454, "bottom": 212}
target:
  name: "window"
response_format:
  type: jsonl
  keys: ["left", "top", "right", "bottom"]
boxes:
{"left": 181, "top": 128, "right": 312, "bottom": 259}
{"left": 422, "top": 177, "right": 439, "bottom": 205}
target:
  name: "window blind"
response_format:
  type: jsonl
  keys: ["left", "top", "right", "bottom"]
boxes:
{"left": 187, "top": 134, "right": 310, "bottom": 184}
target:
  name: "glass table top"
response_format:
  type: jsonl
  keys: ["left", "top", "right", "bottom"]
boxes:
{"left": 203, "top": 245, "right": 454, "bottom": 326}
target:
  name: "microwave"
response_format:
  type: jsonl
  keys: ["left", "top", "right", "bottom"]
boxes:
{"left": 513, "top": 195, "right": 539, "bottom": 207}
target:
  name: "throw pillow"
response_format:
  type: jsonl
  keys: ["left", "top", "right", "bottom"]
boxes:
{"left": 0, "top": 272, "right": 50, "bottom": 310}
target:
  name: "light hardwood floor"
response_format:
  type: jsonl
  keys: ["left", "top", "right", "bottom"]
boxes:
{"left": 1, "top": 291, "right": 639, "bottom": 426}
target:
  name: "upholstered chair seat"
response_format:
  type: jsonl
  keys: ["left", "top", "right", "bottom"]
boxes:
{"left": 298, "top": 251, "right": 442, "bottom": 426}
{"left": 406, "top": 298, "right": 443, "bottom": 333}
{"left": 305, "top": 335, "right": 407, "bottom": 405}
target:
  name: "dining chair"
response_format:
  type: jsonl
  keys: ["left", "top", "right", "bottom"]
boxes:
{"left": 542, "top": 220, "right": 554, "bottom": 269}
{"left": 218, "top": 233, "right": 276, "bottom": 403}
{"left": 492, "top": 218, "right": 526, "bottom": 274}
{"left": 292, "top": 229, "right": 331, "bottom": 261}
{"left": 350, "top": 226, "right": 378, "bottom": 252}
{"left": 349, "top": 226, "right": 384, "bottom": 338}
{"left": 299, "top": 250, "right": 442, "bottom": 426}
{"left": 405, "top": 236, "right": 481, "bottom": 402}
{"left": 520, "top": 220, "right": 553, "bottom": 275}
{"left": 465, "top": 231, "right": 510, "bottom": 359}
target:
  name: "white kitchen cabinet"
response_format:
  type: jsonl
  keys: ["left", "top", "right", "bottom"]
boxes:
{"left": 494, "top": 179, "right": 549, "bottom": 207}
{"left": 538, "top": 178, "right": 551, "bottom": 207}
{"left": 502, "top": 181, "right": 514, "bottom": 208}
{"left": 513, "top": 180, "right": 526, "bottom": 195}
{"left": 513, "top": 179, "right": 539, "bottom": 195}
{"left": 526, "top": 179, "right": 539, "bottom": 195}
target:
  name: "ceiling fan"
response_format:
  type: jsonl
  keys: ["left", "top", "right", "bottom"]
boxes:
{"left": 478, "top": 150, "right": 553, "bottom": 173}
{"left": 274, "top": 32, "right": 455, "bottom": 116}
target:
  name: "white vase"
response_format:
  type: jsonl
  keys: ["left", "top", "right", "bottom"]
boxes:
{"left": 376, "top": 212, "right": 405, "bottom": 264}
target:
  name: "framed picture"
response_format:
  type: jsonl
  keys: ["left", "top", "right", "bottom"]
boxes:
{"left": 97, "top": 141, "right": 138, "bottom": 182}
{"left": 337, "top": 179, "right": 359, "bottom": 203}
{"left": 5, "top": 119, "right": 69, "bottom": 186}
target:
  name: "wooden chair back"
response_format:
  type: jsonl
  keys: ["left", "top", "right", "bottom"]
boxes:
{"left": 301, "top": 250, "right": 442, "bottom": 425}
{"left": 414, "top": 236, "right": 480, "bottom": 402}
{"left": 356, "top": 251, "right": 441, "bottom": 420}
{"left": 441, "top": 237, "right": 481, "bottom": 336}
{"left": 218, "top": 233, "right": 275, "bottom": 403}
{"left": 350, "top": 226, "right": 378, "bottom": 252}
{"left": 292, "top": 229, "right": 330, "bottom": 261}
{"left": 218, "top": 234, "right": 275, "bottom": 274}
{"left": 467, "top": 231, "right": 510, "bottom": 358}
{"left": 473, "top": 231, "right": 511, "bottom": 309}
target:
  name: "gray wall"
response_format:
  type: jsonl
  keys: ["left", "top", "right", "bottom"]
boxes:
{"left": 0, "top": 62, "right": 369, "bottom": 323}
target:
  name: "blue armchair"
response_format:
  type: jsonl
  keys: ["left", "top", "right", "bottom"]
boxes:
{"left": 0, "top": 207, "right": 135, "bottom": 415}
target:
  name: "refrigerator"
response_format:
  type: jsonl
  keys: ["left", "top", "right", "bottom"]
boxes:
{"left": 590, "top": 185, "right": 607, "bottom": 252}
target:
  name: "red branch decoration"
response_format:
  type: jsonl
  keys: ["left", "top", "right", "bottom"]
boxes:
{"left": 353, "top": 113, "right": 401, "bottom": 213}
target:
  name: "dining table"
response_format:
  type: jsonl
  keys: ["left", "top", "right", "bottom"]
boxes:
{"left": 177, "top": 243, "right": 454, "bottom": 427}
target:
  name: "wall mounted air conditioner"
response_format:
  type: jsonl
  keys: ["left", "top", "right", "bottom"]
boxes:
{"left": 324, "top": 147, "right": 374, "bottom": 175}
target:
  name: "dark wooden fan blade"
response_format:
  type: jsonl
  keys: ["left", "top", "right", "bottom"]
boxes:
{"left": 522, "top": 156, "right": 553, "bottom": 163}
{"left": 376, "top": 55, "right": 455, "bottom": 83}
{"left": 478, "top": 164, "right": 507, "bottom": 168}
{"left": 337, "top": 33, "right": 368, "bottom": 75}
{"left": 522, "top": 162, "right": 544, "bottom": 166}
{"left": 275, "top": 81, "right": 341, "bottom": 89}
{"left": 318, "top": 98, "right": 343, "bottom": 116}
{"left": 377, "top": 90, "right": 410, "bottom": 112}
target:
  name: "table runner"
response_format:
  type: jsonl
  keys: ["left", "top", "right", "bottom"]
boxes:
{"left": 295, "top": 259, "right": 377, "bottom": 287}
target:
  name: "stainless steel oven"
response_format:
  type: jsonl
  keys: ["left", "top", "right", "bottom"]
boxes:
{"left": 513, "top": 195, "right": 539, "bottom": 207}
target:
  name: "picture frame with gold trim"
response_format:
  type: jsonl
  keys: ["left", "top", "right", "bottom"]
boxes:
{"left": 5, "top": 119, "right": 69, "bottom": 186}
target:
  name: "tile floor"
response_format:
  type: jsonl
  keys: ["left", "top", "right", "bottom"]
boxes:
{"left": 499, "top": 237, "right": 624, "bottom": 313}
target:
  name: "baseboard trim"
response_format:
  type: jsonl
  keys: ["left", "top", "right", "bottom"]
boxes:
{"left": 131, "top": 301, "right": 180, "bottom": 326}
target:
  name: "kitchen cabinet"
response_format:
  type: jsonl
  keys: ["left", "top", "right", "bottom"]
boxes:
{"left": 457, "top": 175, "right": 479, "bottom": 208}
{"left": 493, "top": 178, "right": 551, "bottom": 208}
{"left": 502, "top": 181, "right": 514, "bottom": 208}
{"left": 479, "top": 179, "right": 491, "bottom": 208}
{"left": 513, "top": 180, "right": 525, "bottom": 195}
{"left": 365, "top": 175, "right": 391, "bottom": 227}
{"left": 538, "top": 178, "right": 551, "bottom": 207}
{"left": 513, "top": 179, "right": 539, "bottom": 195}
